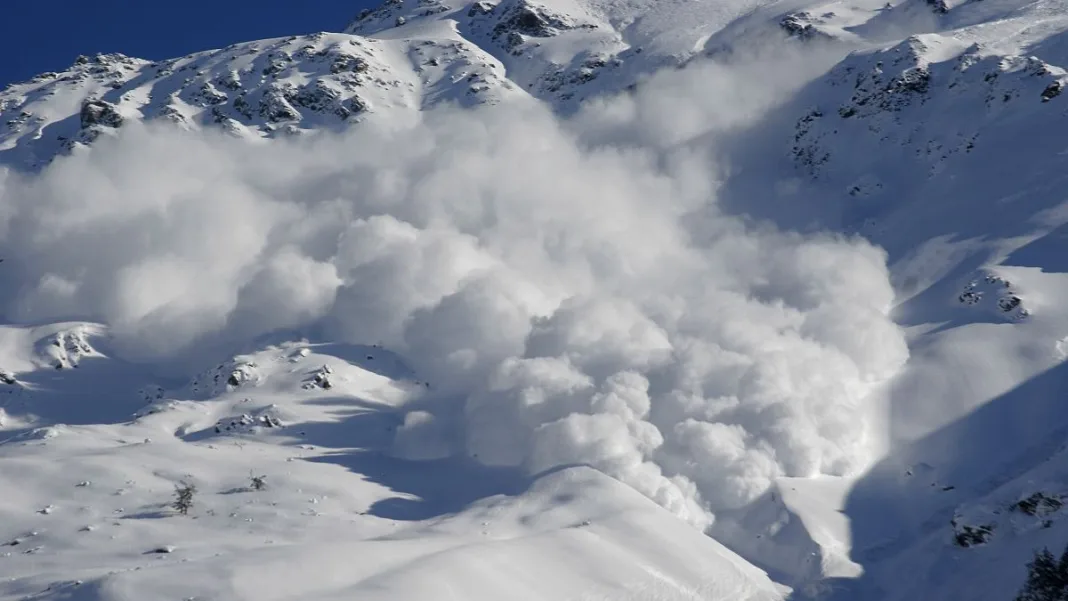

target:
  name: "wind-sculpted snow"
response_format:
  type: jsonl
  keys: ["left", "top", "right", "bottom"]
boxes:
{"left": 0, "top": 57, "right": 908, "bottom": 527}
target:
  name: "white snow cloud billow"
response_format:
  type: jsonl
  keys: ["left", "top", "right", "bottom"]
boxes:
{"left": 0, "top": 53, "right": 908, "bottom": 529}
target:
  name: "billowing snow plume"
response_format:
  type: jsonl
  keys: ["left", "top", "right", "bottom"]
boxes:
{"left": 0, "top": 53, "right": 907, "bottom": 528}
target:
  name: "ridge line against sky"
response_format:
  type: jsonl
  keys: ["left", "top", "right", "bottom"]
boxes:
{"left": 0, "top": 1, "right": 378, "bottom": 89}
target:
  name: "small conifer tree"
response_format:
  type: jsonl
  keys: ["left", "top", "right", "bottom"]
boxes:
{"left": 173, "top": 481, "right": 196, "bottom": 515}
{"left": 1016, "top": 545, "right": 1068, "bottom": 601}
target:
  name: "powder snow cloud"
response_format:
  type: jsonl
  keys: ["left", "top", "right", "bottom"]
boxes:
{"left": 0, "top": 49, "right": 908, "bottom": 528}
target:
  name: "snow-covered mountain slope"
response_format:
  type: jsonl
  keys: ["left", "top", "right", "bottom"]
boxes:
{"left": 346, "top": 0, "right": 900, "bottom": 110}
{"left": 820, "top": 359, "right": 1068, "bottom": 601}
{"left": 0, "top": 31, "right": 519, "bottom": 169}
{"left": 4, "top": 0, "right": 1068, "bottom": 599}
{"left": 0, "top": 326, "right": 785, "bottom": 601}
{"left": 0, "top": 0, "right": 937, "bottom": 170}
{"left": 701, "top": 0, "right": 1068, "bottom": 594}
{"left": 720, "top": 0, "right": 1068, "bottom": 439}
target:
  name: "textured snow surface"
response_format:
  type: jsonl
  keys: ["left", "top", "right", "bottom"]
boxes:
{"left": 0, "top": 334, "right": 785, "bottom": 601}
{"left": 3, "top": 0, "right": 1068, "bottom": 598}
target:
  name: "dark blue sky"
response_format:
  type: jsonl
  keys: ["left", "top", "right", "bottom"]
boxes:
{"left": 0, "top": 1, "right": 379, "bottom": 88}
